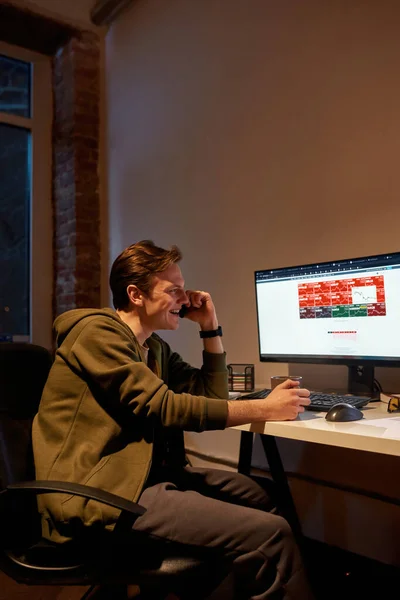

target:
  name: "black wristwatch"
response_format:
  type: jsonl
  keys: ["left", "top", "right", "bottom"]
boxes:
{"left": 199, "top": 326, "right": 223, "bottom": 338}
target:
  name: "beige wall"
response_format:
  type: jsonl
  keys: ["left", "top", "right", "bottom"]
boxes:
{"left": 106, "top": 0, "right": 400, "bottom": 564}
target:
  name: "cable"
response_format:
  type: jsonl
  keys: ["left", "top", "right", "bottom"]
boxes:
{"left": 373, "top": 378, "right": 383, "bottom": 394}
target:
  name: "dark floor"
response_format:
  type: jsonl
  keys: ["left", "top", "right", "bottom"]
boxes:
{"left": 0, "top": 571, "right": 88, "bottom": 600}
{"left": 304, "top": 538, "right": 400, "bottom": 600}
{"left": 1, "top": 539, "right": 399, "bottom": 599}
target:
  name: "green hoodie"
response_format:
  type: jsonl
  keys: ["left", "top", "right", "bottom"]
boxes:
{"left": 32, "top": 308, "right": 228, "bottom": 542}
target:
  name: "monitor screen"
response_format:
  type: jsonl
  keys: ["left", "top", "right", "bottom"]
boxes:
{"left": 255, "top": 251, "right": 400, "bottom": 368}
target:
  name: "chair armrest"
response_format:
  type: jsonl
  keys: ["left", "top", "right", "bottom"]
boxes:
{"left": 6, "top": 480, "right": 146, "bottom": 516}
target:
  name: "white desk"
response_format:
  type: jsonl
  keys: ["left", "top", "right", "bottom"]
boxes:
{"left": 233, "top": 401, "right": 400, "bottom": 457}
{"left": 232, "top": 402, "right": 400, "bottom": 538}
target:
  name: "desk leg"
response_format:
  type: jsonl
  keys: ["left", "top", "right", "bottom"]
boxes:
{"left": 238, "top": 431, "right": 253, "bottom": 475}
{"left": 260, "top": 434, "right": 302, "bottom": 540}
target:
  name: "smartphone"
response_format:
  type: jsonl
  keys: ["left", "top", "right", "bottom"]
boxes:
{"left": 179, "top": 306, "right": 188, "bottom": 318}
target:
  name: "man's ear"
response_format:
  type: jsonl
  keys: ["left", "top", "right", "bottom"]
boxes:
{"left": 126, "top": 284, "right": 144, "bottom": 307}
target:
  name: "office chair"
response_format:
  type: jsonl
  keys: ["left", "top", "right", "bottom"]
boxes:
{"left": 0, "top": 342, "right": 226, "bottom": 599}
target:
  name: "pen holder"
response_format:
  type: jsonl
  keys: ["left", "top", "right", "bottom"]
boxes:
{"left": 227, "top": 364, "right": 255, "bottom": 392}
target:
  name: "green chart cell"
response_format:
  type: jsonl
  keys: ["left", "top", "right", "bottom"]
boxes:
{"left": 348, "top": 305, "right": 368, "bottom": 317}
{"left": 331, "top": 305, "right": 350, "bottom": 318}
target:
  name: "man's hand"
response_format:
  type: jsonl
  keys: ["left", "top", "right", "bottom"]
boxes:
{"left": 262, "top": 379, "right": 311, "bottom": 420}
{"left": 226, "top": 379, "right": 311, "bottom": 427}
{"left": 181, "top": 290, "right": 218, "bottom": 331}
{"left": 181, "top": 290, "right": 224, "bottom": 354}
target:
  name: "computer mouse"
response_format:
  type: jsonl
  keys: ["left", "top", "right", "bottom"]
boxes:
{"left": 325, "top": 402, "right": 364, "bottom": 422}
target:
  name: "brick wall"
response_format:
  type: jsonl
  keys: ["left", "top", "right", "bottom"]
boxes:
{"left": 53, "top": 31, "right": 101, "bottom": 317}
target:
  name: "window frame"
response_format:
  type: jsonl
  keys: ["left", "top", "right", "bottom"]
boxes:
{"left": 0, "top": 40, "right": 52, "bottom": 349}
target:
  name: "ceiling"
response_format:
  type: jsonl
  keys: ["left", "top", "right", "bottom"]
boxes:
{"left": 6, "top": 0, "right": 98, "bottom": 29}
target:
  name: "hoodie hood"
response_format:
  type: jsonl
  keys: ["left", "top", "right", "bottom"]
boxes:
{"left": 54, "top": 308, "right": 124, "bottom": 347}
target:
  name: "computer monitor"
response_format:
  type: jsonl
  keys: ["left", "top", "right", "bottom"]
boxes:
{"left": 254, "top": 251, "right": 400, "bottom": 397}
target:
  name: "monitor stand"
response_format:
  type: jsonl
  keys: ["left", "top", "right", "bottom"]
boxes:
{"left": 347, "top": 365, "right": 378, "bottom": 399}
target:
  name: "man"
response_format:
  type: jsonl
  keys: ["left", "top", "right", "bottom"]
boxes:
{"left": 32, "top": 240, "right": 313, "bottom": 599}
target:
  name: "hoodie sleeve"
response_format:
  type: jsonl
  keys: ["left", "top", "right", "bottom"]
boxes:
{"left": 155, "top": 336, "right": 229, "bottom": 400}
{"left": 65, "top": 316, "right": 228, "bottom": 432}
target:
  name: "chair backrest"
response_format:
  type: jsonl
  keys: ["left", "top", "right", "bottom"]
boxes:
{"left": 0, "top": 342, "right": 53, "bottom": 487}
{"left": 0, "top": 342, "right": 53, "bottom": 550}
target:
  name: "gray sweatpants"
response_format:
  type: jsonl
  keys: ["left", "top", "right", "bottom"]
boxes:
{"left": 133, "top": 466, "right": 314, "bottom": 599}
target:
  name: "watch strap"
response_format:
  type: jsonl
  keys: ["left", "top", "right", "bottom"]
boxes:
{"left": 199, "top": 326, "right": 222, "bottom": 339}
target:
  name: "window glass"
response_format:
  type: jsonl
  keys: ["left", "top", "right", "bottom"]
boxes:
{"left": 0, "top": 54, "right": 31, "bottom": 118}
{"left": 0, "top": 123, "right": 31, "bottom": 338}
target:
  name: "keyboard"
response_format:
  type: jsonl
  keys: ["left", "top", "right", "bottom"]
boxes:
{"left": 239, "top": 389, "right": 271, "bottom": 399}
{"left": 306, "top": 392, "right": 370, "bottom": 411}
{"left": 238, "top": 389, "right": 370, "bottom": 411}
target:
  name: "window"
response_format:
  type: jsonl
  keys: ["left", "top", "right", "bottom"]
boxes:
{"left": 0, "top": 54, "right": 31, "bottom": 117}
{"left": 0, "top": 42, "right": 52, "bottom": 348}
{"left": 0, "top": 122, "right": 30, "bottom": 338}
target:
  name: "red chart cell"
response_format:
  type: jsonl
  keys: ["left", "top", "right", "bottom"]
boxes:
{"left": 354, "top": 278, "right": 366, "bottom": 287}
{"left": 367, "top": 303, "right": 386, "bottom": 316}
{"left": 376, "top": 288, "right": 386, "bottom": 302}
{"left": 319, "top": 281, "right": 331, "bottom": 293}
